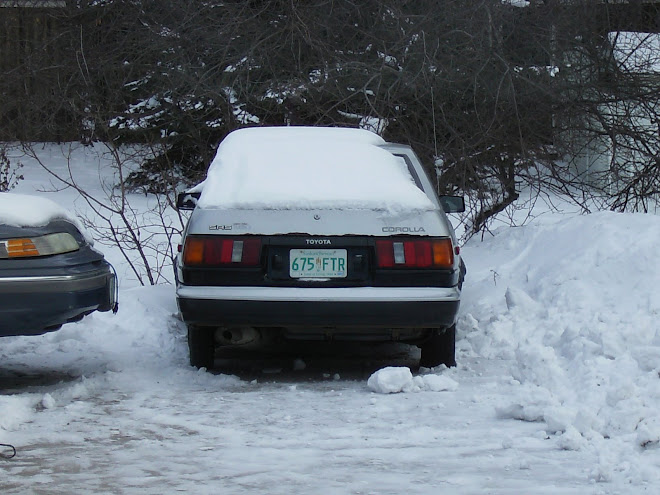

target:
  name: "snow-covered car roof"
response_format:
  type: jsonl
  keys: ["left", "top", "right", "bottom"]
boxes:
{"left": 218, "top": 126, "right": 388, "bottom": 146}
{"left": 0, "top": 192, "right": 81, "bottom": 229}
{"left": 195, "top": 126, "right": 436, "bottom": 213}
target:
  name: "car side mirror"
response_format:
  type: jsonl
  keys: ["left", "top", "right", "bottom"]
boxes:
{"left": 439, "top": 195, "right": 465, "bottom": 213}
{"left": 176, "top": 191, "right": 201, "bottom": 210}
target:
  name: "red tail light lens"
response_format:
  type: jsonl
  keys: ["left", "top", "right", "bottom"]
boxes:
{"left": 376, "top": 240, "right": 395, "bottom": 267}
{"left": 183, "top": 236, "right": 262, "bottom": 266}
{"left": 376, "top": 238, "right": 454, "bottom": 269}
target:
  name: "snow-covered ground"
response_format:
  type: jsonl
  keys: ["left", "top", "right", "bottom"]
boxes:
{"left": 1, "top": 143, "right": 660, "bottom": 494}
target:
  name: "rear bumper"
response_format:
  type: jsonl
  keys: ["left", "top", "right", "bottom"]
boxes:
{"left": 0, "top": 265, "right": 116, "bottom": 336}
{"left": 176, "top": 285, "right": 460, "bottom": 329}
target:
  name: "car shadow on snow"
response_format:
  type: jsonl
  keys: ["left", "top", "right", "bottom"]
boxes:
{"left": 208, "top": 341, "right": 421, "bottom": 382}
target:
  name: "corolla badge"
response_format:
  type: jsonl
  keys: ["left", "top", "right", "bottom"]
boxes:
{"left": 382, "top": 226, "right": 426, "bottom": 233}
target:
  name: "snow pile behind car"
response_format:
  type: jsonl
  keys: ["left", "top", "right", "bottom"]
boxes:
{"left": 458, "top": 210, "right": 660, "bottom": 483}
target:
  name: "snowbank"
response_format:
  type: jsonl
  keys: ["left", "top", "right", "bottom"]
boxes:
{"left": 460, "top": 210, "right": 660, "bottom": 484}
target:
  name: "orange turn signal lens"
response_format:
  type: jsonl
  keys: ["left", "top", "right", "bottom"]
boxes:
{"left": 7, "top": 238, "right": 40, "bottom": 257}
{"left": 432, "top": 239, "right": 454, "bottom": 268}
{"left": 183, "top": 237, "right": 205, "bottom": 265}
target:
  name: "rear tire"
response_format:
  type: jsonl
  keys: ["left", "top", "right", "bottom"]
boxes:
{"left": 419, "top": 324, "right": 456, "bottom": 368}
{"left": 188, "top": 325, "right": 215, "bottom": 369}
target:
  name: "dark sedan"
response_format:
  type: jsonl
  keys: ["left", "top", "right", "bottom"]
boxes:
{"left": 0, "top": 196, "right": 117, "bottom": 336}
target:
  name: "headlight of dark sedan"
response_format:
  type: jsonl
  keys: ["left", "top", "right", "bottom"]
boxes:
{"left": 0, "top": 232, "right": 80, "bottom": 259}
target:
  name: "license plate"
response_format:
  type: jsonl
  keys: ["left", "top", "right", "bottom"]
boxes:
{"left": 289, "top": 249, "right": 347, "bottom": 278}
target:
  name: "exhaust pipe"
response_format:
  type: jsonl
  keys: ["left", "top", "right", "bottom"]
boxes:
{"left": 215, "top": 327, "right": 260, "bottom": 346}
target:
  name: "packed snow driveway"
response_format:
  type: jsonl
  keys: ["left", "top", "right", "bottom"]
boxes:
{"left": 0, "top": 295, "right": 598, "bottom": 495}
{"left": 0, "top": 277, "right": 655, "bottom": 494}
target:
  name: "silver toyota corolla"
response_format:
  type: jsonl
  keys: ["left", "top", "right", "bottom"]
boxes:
{"left": 175, "top": 127, "right": 465, "bottom": 369}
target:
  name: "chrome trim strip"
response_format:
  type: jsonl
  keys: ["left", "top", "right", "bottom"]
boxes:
{"left": 176, "top": 285, "right": 460, "bottom": 302}
{"left": 0, "top": 274, "right": 84, "bottom": 283}
{"left": 0, "top": 269, "right": 112, "bottom": 294}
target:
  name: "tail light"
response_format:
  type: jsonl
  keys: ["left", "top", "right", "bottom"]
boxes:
{"left": 183, "top": 236, "right": 262, "bottom": 266}
{"left": 376, "top": 238, "right": 454, "bottom": 269}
